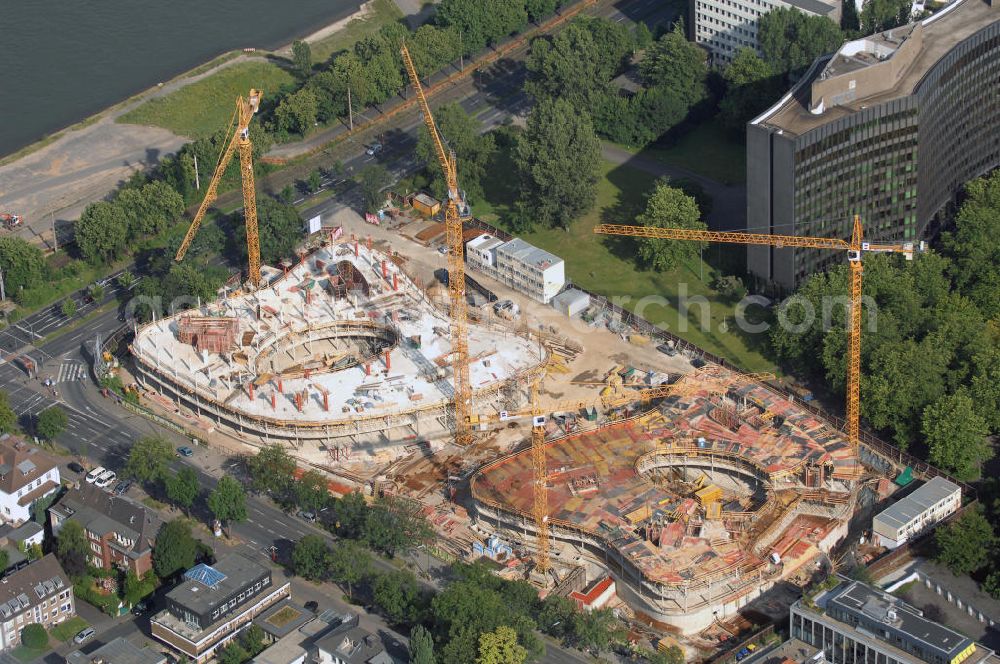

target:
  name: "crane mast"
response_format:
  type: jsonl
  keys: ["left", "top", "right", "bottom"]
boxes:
{"left": 594, "top": 216, "right": 918, "bottom": 451}
{"left": 176, "top": 90, "right": 263, "bottom": 287}
{"left": 400, "top": 45, "right": 472, "bottom": 446}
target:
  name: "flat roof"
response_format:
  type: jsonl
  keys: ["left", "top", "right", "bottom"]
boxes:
{"left": 496, "top": 237, "right": 563, "bottom": 270}
{"left": 785, "top": 0, "right": 838, "bottom": 15}
{"left": 875, "top": 476, "right": 959, "bottom": 531}
{"left": 756, "top": 0, "right": 1000, "bottom": 136}
{"left": 67, "top": 638, "right": 167, "bottom": 664}
{"left": 830, "top": 580, "right": 978, "bottom": 660}
{"left": 166, "top": 554, "right": 268, "bottom": 615}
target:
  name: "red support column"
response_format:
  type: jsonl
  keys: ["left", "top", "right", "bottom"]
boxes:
{"left": 354, "top": 240, "right": 359, "bottom": 257}
{"left": 323, "top": 393, "right": 329, "bottom": 411}
{"left": 295, "top": 392, "right": 303, "bottom": 412}
{"left": 271, "top": 393, "right": 276, "bottom": 410}
{"left": 248, "top": 382, "right": 254, "bottom": 400}
{"left": 367, "top": 235, "right": 372, "bottom": 250}
{"left": 278, "top": 378, "right": 284, "bottom": 394}
{"left": 365, "top": 363, "right": 371, "bottom": 376}
{"left": 392, "top": 273, "right": 398, "bottom": 291}
{"left": 381, "top": 260, "right": 388, "bottom": 278}
{"left": 384, "top": 349, "right": 391, "bottom": 371}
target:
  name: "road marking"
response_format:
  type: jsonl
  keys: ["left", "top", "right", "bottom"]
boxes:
{"left": 14, "top": 325, "right": 38, "bottom": 340}
{"left": 55, "top": 360, "right": 85, "bottom": 384}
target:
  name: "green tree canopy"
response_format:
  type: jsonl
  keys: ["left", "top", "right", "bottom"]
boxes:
{"left": 117, "top": 180, "right": 185, "bottom": 239}
{"left": 0, "top": 237, "right": 45, "bottom": 297}
{"left": 0, "top": 392, "right": 17, "bottom": 434}
{"left": 358, "top": 164, "right": 393, "bottom": 213}
{"left": 923, "top": 391, "right": 991, "bottom": 481}
{"left": 292, "top": 40, "right": 312, "bottom": 77}
{"left": 409, "top": 624, "right": 436, "bottom": 664}
{"left": 476, "top": 625, "right": 527, "bottom": 664}
{"left": 436, "top": 0, "right": 529, "bottom": 54}
{"left": 208, "top": 476, "right": 248, "bottom": 531}
{"left": 372, "top": 570, "right": 422, "bottom": 624}
{"left": 718, "top": 48, "right": 783, "bottom": 132}
{"left": 942, "top": 170, "right": 1000, "bottom": 319}
{"left": 572, "top": 608, "right": 624, "bottom": 653}
{"left": 55, "top": 519, "right": 89, "bottom": 580}
{"left": 515, "top": 98, "right": 601, "bottom": 229}
{"left": 638, "top": 24, "right": 708, "bottom": 106}
{"left": 125, "top": 435, "right": 175, "bottom": 484}
{"left": 364, "top": 496, "right": 433, "bottom": 558}
{"left": 76, "top": 200, "right": 129, "bottom": 263}
{"left": 416, "top": 103, "right": 496, "bottom": 204}
{"left": 292, "top": 534, "right": 331, "bottom": 581}
{"left": 20, "top": 623, "right": 48, "bottom": 649}
{"left": 153, "top": 519, "right": 199, "bottom": 578}
{"left": 35, "top": 406, "right": 67, "bottom": 441}
{"left": 759, "top": 7, "right": 844, "bottom": 77}
{"left": 860, "top": 0, "right": 911, "bottom": 34}
{"left": 275, "top": 88, "right": 319, "bottom": 136}
{"left": 235, "top": 197, "right": 303, "bottom": 266}
{"left": 295, "top": 470, "right": 331, "bottom": 513}
{"left": 246, "top": 443, "right": 297, "bottom": 495}
{"left": 634, "top": 180, "right": 706, "bottom": 271}
{"left": 165, "top": 467, "right": 200, "bottom": 515}
{"left": 935, "top": 507, "right": 995, "bottom": 575}
{"left": 328, "top": 540, "right": 372, "bottom": 598}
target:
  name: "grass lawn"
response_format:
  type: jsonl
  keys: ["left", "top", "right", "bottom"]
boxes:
{"left": 12, "top": 645, "right": 48, "bottom": 663}
{"left": 309, "top": 0, "right": 404, "bottom": 65}
{"left": 476, "top": 156, "right": 774, "bottom": 373}
{"left": 49, "top": 616, "right": 89, "bottom": 643}
{"left": 637, "top": 117, "right": 747, "bottom": 185}
{"left": 118, "top": 61, "right": 296, "bottom": 138}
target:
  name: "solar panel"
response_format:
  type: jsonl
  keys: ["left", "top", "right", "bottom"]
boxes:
{"left": 184, "top": 563, "right": 227, "bottom": 588}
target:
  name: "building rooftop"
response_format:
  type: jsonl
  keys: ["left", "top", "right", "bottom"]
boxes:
{"left": 875, "top": 476, "right": 959, "bottom": 531}
{"left": 0, "top": 437, "right": 59, "bottom": 498}
{"left": 314, "top": 614, "right": 392, "bottom": 664}
{"left": 165, "top": 554, "right": 268, "bottom": 616}
{"left": 496, "top": 237, "right": 564, "bottom": 271}
{"left": 0, "top": 554, "right": 67, "bottom": 619}
{"left": 66, "top": 637, "right": 168, "bottom": 664}
{"left": 6, "top": 521, "right": 42, "bottom": 544}
{"left": 785, "top": 0, "right": 839, "bottom": 15}
{"left": 754, "top": 0, "right": 1000, "bottom": 136}
{"left": 50, "top": 484, "right": 162, "bottom": 559}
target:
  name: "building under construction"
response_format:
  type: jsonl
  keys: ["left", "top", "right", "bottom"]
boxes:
{"left": 130, "top": 237, "right": 547, "bottom": 446}
{"left": 471, "top": 365, "right": 866, "bottom": 633}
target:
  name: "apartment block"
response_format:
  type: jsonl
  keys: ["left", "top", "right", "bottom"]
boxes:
{"left": 0, "top": 555, "right": 74, "bottom": 651}
{"left": 872, "top": 476, "right": 960, "bottom": 550}
{"left": 0, "top": 438, "right": 60, "bottom": 526}
{"left": 465, "top": 235, "right": 565, "bottom": 304}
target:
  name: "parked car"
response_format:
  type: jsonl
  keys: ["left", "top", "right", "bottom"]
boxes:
{"left": 691, "top": 357, "right": 707, "bottom": 368}
{"left": 300, "top": 511, "right": 316, "bottom": 523}
{"left": 94, "top": 470, "right": 116, "bottom": 488}
{"left": 304, "top": 600, "right": 319, "bottom": 612}
{"left": 67, "top": 462, "right": 85, "bottom": 474}
{"left": 85, "top": 467, "right": 105, "bottom": 483}
{"left": 365, "top": 142, "right": 383, "bottom": 156}
{"left": 176, "top": 446, "right": 194, "bottom": 458}
{"left": 113, "top": 480, "right": 132, "bottom": 496}
{"left": 656, "top": 343, "right": 678, "bottom": 357}
{"left": 131, "top": 601, "right": 148, "bottom": 616}
{"left": 74, "top": 627, "right": 95, "bottom": 644}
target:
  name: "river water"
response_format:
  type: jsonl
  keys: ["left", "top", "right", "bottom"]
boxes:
{"left": 0, "top": 0, "right": 364, "bottom": 158}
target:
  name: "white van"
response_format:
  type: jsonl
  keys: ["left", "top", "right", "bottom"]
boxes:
{"left": 85, "top": 467, "right": 105, "bottom": 483}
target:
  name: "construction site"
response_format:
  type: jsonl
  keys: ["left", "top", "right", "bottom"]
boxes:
{"left": 120, "top": 56, "right": 945, "bottom": 653}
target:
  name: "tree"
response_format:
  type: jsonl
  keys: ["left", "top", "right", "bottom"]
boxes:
{"left": 408, "top": 24, "right": 463, "bottom": 77}
{"left": 572, "top": 608, "right": 623, "bottom": 653}
{"left": 118, "top": 180, "right": 185, "bottom": 238}
{"left": 526, "top": 0, "right": 558, "bottom": 22}
{"left": 123, "top": 570, "right": 144, "bottom": 606}
{"left": 923, "top": 391, "right": 991, "bottom": 481}
{"left": 76, "top": 200, "right": 129, "bottom": 263}
{"left": 125, "top": 435, "right": 174, "bottom": 484}
{"left": 0, "top": 237, "right": 45, "bottom": 296}
{"left": 0, "top": 549, "right": 9, "bottom": 572}
{"left": 436, "top": 0, "right": 529, "bottom": 54}
{"left": 718, "top": 48, "right": 782, "bottom": 132}
{"left": 984, "top": 571, "right": 1000, "bottom": 600}
{"left": 372, "top": 570, "right": 422, "bottom": 624}
{"left": 246, "top": 444, "right": 297, "bottom": 495}
{"left": 328, "top": 540, "right": 372, "bottom": 598}
{"left": 515, "top": 98, "right": 601, "bottom": 229}
{"left": 208, "top": 476, "right": 248, "bottom": 533}
{"left": 165, "top": 467, "right": 200, "bottom": 515}
{"left": 56, "top": 519, "right": 89, "bottom": 580}
{"left": 35, "top": 406, "right": 67, "bottom": 441}
{"left": 242, "top": 625, "right": 267, "bottom": 657}
{"left": 88, "top": 282, "right": 106, "bottom": 302}
{"left": 364, "top": 496, "right": 433, "bottom": 558}
{"left": 651, "top": 645, "right": 685, "bottom": 664}
{"left": 538, "top": 594, "right": 576, "bottom": 640}
{"left": 307, "top": 169, "right": 322, "bottom": 194}
{"left": 153, "top": 519, "right": 199, "bottom": 578}
{"left": 61, "top": 298, "right": 77, "bottom": 318}
{"left": 292, "top": 40, "right": 313, "bottom": 77}
{"left": 275, "top": 88, "right": 318, "bottom": 136}
{"left": 759, "top": 8, "right": 845, "bottom": 77}
{"left": 635, "top": 180, "right": 706, "bottom": 271}
{"left": 415, "top": 103, "right": 496, "bottom": 204}
{"left": 20, "top": 623, "right": 47, "bottom": 649}
{"left": 860, "top": 0, "right": 911, "bottom": 34}
{"left": 333, "top": 491, "right": 369, "bottom": 539}
{"left": 943, "top": 170, "right": 1000, "bottom": 319}
{"left": 0, "top": 392, "right": 16, "bottom": 434}
{"left": 476, "top": 626, "right": 527, "bottom": 664}
{"left": 639, "top": 24, "right": 708, "bottom": 105}
{"left": 217, "top": 643, "right": 249, "bottom": 664}
{"left": 358, "top": 164, "right": 392, "bottom": 213}
{"left": 409, "top": 624, "right": 436, "bottom": 664}
{"left": 633, "top": 21, "right": 653, "bottom": 50}
{"left": 295, "top": 470, "right": 331, "bottom": 513}
{"left": 243, "top": 197, "right": 303, "bottom": 266}
{"left": 292, "top": 535, "right": 331, "bottom": 581}
{"left": 935, "top": 507, "right": 995, "bottom": 575}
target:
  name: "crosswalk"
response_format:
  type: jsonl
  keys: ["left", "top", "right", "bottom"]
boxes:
{"left": 54, "top": 360, "right": 86, "bottom": 384}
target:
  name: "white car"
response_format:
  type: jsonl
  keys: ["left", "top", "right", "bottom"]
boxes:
{"left": 94, "top": 470, "right": 116, "bottom": 488}
{"left": 85, "top": 467, "right": 105, "bottom": 484}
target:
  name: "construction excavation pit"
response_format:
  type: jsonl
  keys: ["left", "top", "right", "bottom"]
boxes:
{"left": 129, "top": 238, "right": 547, "bottom": 446}
{"left": 471, "top": 365, "right": 863, "bottom": 633}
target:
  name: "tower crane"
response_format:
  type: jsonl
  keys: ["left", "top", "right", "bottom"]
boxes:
{"left": 594, "top": 215, "right": 920, "bottom": 449}
{"left": 400, "top": 44, "right": 473, "bottom": 446}
{"left": 175, "top": 90, "right": 264, "bottom": 287}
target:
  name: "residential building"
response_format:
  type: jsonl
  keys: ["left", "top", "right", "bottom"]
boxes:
{"left": 690, "top": 0, "right": 840, "bottom": 65}
{"left": 0, "top": 438, "right": 60, "bottom": 525}
{"left": 151, "top": 554, "right": 290, "bottom": 663}
{"left": 314, "top": 614, "right": 392, "bottom": 664}
{"left": 790, "top": 576, "right": 992, "bottom": 664}
{"left": 0, "top": 554, "right": 74, "bottom": 651}
{"left": 66, "top": 637, "right": 168, "bottom": 664}
{"left": 465, "top": 235, "right": 565, "bottom": 304}
{"left": 747, "top": 0, "right": 1000, "bottom": 290}
{"left": 4, "top": 522, "right": 42, "bottom": 550}
{"left": 49, "top": 483, "right": 162, "bottom": 578}
{"left": 872, "top": 476, "right": 961, "bottom": 549}
{"left": 569, "top": 576, "right": 616, "bottom": 612}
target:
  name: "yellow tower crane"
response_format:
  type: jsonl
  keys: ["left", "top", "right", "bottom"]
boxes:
{"left": 594, "top": 216, "right": 919, "bottom": 449}
{"left": 400, "top": 45, "right": 473, "bottom": 446}
{"left": 175, "top": 90, "right": 263, "bottom": 287}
